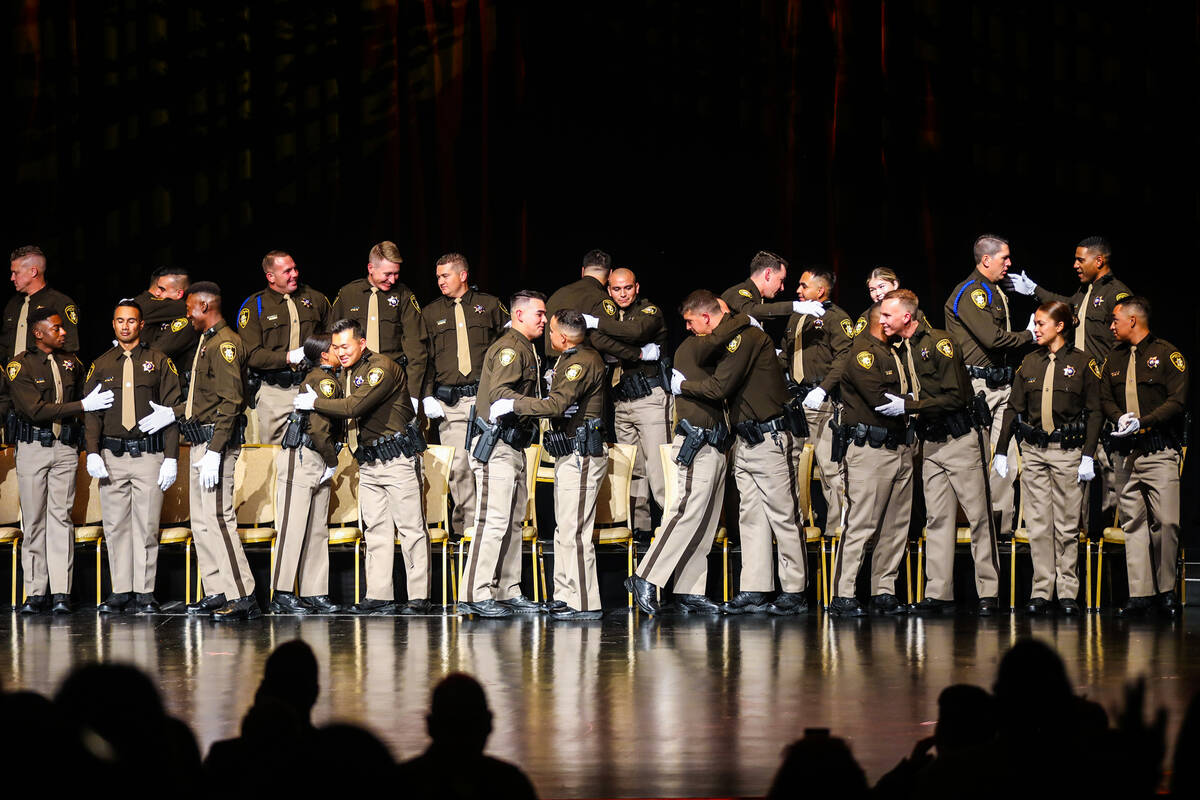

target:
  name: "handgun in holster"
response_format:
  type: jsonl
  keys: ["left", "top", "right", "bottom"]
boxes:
{"left": 245, "top": 373, "right": 262, "bottom": 409}
{"left": 783, "top": 396, "right": 811, "bottom": 438}
{"left": 734, "top": 419, "right": 765, "bottom": 445}
{"left": 657, "top": 355, "right": 673, "bottom": 395}
{"left": 406, "top": 421, "right": 427, "bottom": 454}
{"left": 281, "top": 412, "right": 306, "bottom": 449}
{"left": 969, "top": 392, "right": 992, "bottom": 429}
{"left": 465, "top": 403, "right": 478, "bottom": 450}
{"left": 675, "top": 419, "right": 707, "bottom": 467}
{"left": 574, "top": 418, "right": 604, "bottom": 457}
{"left": 471, "top": 416, "right": 501, "bottom": 463}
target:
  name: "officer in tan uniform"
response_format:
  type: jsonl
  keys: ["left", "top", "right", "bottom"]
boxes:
{"left": 238, "top": 250, "right": 331, "bottom": 443}
{"left": 132, "top": 266, "right": 199, "bottom": 393}
{"left": 1098, "top": 296, "right": 1188, "bottom": 617}
{"left": 944, "top": 235, "right": 1035, "bottom": 539}
{"left": 781, "top": 267, "right": 854, "bottom": 531}
{"left": 6, "top": 308, "right": 112, "bottom": 614}
{"left": 458, "top": 290, "right": 547, "bottom": 618}
{"left": 419, "top": 253, "right": 507, "bottom": 536}
{"left": 270, "top": 333, "right": 343, "bottom": 615}
{"left": 993, "top": 301, "right": 1101, "bottom": 616}
{"left": 331, "top": 240, "right": 430, "bottom": 408}
{"left": 879, "top": 289, "right": 1002, "bottom": 615}
{"left": 491, "top": 309, "right": 608, "bottom": 619}
{"left": 672, "top": 291, "right": 810, "bottom": 616}
{"left": 84, "top": 300, "right": 182, "bottom": 615}
{"left": 295, "top": 317, "right": 431, "bottom": 615}
{"left": 827, "top": 303, "right": 914, "bottom": 617}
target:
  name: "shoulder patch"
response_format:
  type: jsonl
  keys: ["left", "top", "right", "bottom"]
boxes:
{"left": 1115, "top": 292, "right": 1130, "bottom": 302}
{"left": 970, "top": 288, "right": 988, "bottom": 309}
{"left": 5, "top": 361, "right": 19, "bottom": 381}
{"left": 1088, "top": 359, "right": 1101, "bottom": 378}
{"left": 86, "top": 363, "right": 95, "bottom": 381}
{"left": 840, "top": 319, "right": 854, "bottom": 338}
{"left": 854, "top": 317, "right": 867, "bottom": 336}
{"left": 936, "top": 338, "right": 954, "bottom": 358}
{"left": 737, "top": 288, "right": 753, "bottom": 299}
{"left": 166, "top": 358, "right": 178, "bottom": 375}
{"left": 64, "top": 304, "right": 78, "bottom": 325}
{"left": 367, "top": 367, "right": 385, "bottom": 386}
{"left": 601, "top": 299, "right": 617, "bottom": 317}
{"left": 238, "top": 307, "right": 250, "bottom": 328}
{"left": 726, "top": 334, "right": 742, "bottom": 353}
{"left": 219, "top": 341, "right": 236, "bottom": 363}
{"left": 319, "top": 378, "right": 336, "bottom": 397}
{"left": 856, "top": 351, "right": 874, "bottom": 370}
{"left": 410, "top": 295, "right": 421, "bottom": 313}
{"left": 1171, "top": 352, "right": 1186, "bottom": 373}
{"left": 498, "top": 348, "right": 517, "bottom": 367}
{"left": 171, "top": 317, "right": 189, "bottom": 332}
{"left": 641, "top": 305, "right": 658, "bottom": 315}
{"left": 565, "top": 364, "right": 583, "bottom": 381}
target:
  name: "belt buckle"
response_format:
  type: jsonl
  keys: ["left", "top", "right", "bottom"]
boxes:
{"left": 127, "top": 439, "right": 142, "bottom": 456}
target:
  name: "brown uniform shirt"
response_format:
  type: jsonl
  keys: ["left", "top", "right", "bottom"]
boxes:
{"left": 5, "top": 348, "right": 85, "bottom": 425}
{"left": 1034, "top": 272, "right": 1132, "bottom": 362}
{"left": 237, "top": 284, "right": 331, "bottom": 372}
{"left": 839, "top": 334, "right": 908, "bottom": 433}
{"left": 607, "top": 296, "right": 669, "bottom": 380}
{"left": 781, "top": 301, "right": 854, "bottom": 393}
{"left": 998, "top": 346, "right": 1102, "bottom": 456}
{"left": 475, "top": 328, "right": 542, "bottom": 422}
{"left": 299, "top": 365, "right": 344, "bottom": 467}
{"left": 679, "top": 313, "right": 791, "bottom": 426}
{"left": 420, "top": 289, "right": 507, "bottom": 390}
{"left": 544, "top": 276, "right": 642, "bottom": 359}
{"left": 720, "top": 278, "right": 795, "bottom": 319}
{"left": 1, "top": 286, "right": 80, "bottom": 361}
{"left": 331, "top": 278, "right": 430, "bottom": 396}
{"left": 945, "top": 268, "right": 1033, "bottom": 368}
{"left": 312, "top": 350, "right": 413, "bottom": 442}
{"left": 176, "top": 321, "right": 247, "bottom": 452}
{"left": 132, "top": 291, "right": 199, "bottom": 368}
{"left": 1099, "top": 334, "right": 1188, "bottom": 429}
{"left": 894, "top": 326, "right": 975, "bottom": 421}
{"left": 84, "top": 342, "right": 183, "bottom": 457}
{"left": 672, "top": 335, "right": 725, "bottom": 430}
{"left": 513, "top": 342, "right": 606, "bottom": 430}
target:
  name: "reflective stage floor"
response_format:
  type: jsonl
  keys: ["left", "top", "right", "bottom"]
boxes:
{"left": 3, "top": 609, "right": 1198, "bottom": 798}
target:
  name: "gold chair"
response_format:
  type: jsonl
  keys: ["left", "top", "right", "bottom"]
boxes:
{"left": 595, "top": 443, "right": 638, "bottom": 607}
{"left": 233, "top": 444, "right": 279, "bottom": 598}
{"left": 656, "top": 443, "right": 732, "bottom": 602}
{"left": 327, "top": 446, "right": 363, "bottom": 604}
{"left": 792, "top": 444, "right": 833, "bottom": 608}
{"left": 70, "top": 454, "right": 105, "bottom": 605}
{"left": 158, "top": 445, "right": 195, "bottom": 602}
{"left": 421, "top": 445, "right": 454, "bottom": 608}
{"left": 0, "top": 446, "right": 22, "bottom": 606}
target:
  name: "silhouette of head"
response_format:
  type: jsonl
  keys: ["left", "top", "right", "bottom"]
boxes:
{"left": 427, "top": 673, "right": 493, "bottom": 754}
{"left": 55, "top": 663, "right": 167, "bottom": 761}
{"left": 766, "top": 732, "right": 868, "bottom": 800}
{"left": 255, "top": 640, "right": 319, "bottom": 726}
{"left": 994, "top": 639, "right": 1074, "bottom": 735}
{"left": 935, "top": 684, "right": 996, "bottom": 755}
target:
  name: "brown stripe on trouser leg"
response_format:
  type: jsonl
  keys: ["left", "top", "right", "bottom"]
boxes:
{"left": 463, "top": 458, "right": 490, "bottom": 601}
{"left": 732, "top": 434, "right": 808, "bottom": 593}
{"left": 867, "top": 445, "right": 914, "bottom": 596}
{"left": 99, "top": 450, "right": 165, "bottom": 594}
{"left": 1115, "top": 449, "right": 1181, "bottom": 597}
{"left": 212, "top": 446, "right": 252, "bottom": 598}
{"left": 270, "top": 447, "right": 299, "bottom": 591}
{"left": 665, "top": 445, "right": 725, "bottom": 596}
{"left": 496, "top": 452, "right": 528, "bottom": 599}
{"left": 376, "top": 454, "right": 430, "bottom": 601}
{"left": 637, "top": 435, "right": 693, "bottom": 580}
{"left": 974, "top": 378, "right": 1018, "bottom": 537}
{"left": 804, "top": 400, "right": 843, "bottom": 530}
{"left": 273, "top": 447, "right": 329, "bottom": 594}
{"left": 1020, "top": 444, "right": 1083, "bottom": 601}
{"left": 295, "top": 479, "right": 331, "bottom": 596}
{"left": 464, "top": 444, "right": 521, "bottom": 602}
{"left": 552, "top": 453, "right": 603, "bottom": 611}
{"left": 188, "top": 443, "right": 225, "bottom": 596}
{"left": 920, "top": 435, "right": 998, "bottom": 600}
{"left": 16, "top": 442, "right": 77, "bottom": 596}
{"left": 440, "top": 397, "right": 477, "bottom": 533}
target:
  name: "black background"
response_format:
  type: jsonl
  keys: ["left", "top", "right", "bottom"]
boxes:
{"left": 4, "top": 1, "right": 1198, "bottom": 536}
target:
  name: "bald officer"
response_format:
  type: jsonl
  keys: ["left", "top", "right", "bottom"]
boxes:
{"left": 238, "top": 250, "right": 331, "bottom": 443}
{"left": 132, "top": 266, "right": 199, "bottom": 392}
{"left": 85, "top": 300, "right": 182, "bottom": 615}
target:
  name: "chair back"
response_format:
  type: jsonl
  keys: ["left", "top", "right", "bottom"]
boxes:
{"left": 0, "top": 446, "right": 19, "bottom": 525}
{"left": 159, "top": 444, "right": 191, "bottom": 525}
{"left": 423, "top": 445, "right": 454, "bottom": 529}
{"left": 70, "top": 454, "right": 104, "bottom": 526}
{"left": 659, "top": 444, "right": 678, "bottom": 516}
{"left": 794, "top": 443, "right": 817, "bottom": 526}
{"left": 596, "top": 443, "right": 637, "bottom": 527}
{"left": 328, "top": 446, "right": 359, "bottom": 526}
{"left": 234, "top": 444, "right": 278, "bottom": 526}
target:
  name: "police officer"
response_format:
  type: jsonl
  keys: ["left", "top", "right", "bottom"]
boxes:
{"left": 993, "top": 301, "right": 1102, "bottom": 616}
{"left": 545, "top": 249, "right": 654, "bottom": 362}
{"left": 671, "top": 290, "right": 810, "bottom": 616}
{"left": 626, "top": 297, "right": 730, "bottom": 616}
{"left": 827, "top": 303, "right": 914, "bottom": 617}
{"left": 270, "top": 333, "right": 343, "bottom": 615}
{"left": 458, "top": 290, "right": 547, "bottom": 618}
{"left": 331, "top": 240, "right": 430, "bottom": 409}
{"left": 491, "top": 309, "right": 607, "bottom": 619}
{"left": 84, "top": 300, "right": 182, "bottom": 615}
{"left": 782, "top": 267, "right": 853, "bottom": 531}
{"left": 238, "top": 250, "right": 331, "bottom": 443}
{"left": 721, "top": 250, "right": 822, "bottom": 324}
{"left": 1098, "top": 296, "right": 1188, "bottom": 617}
{"left": 294, "top": 318, "right": 431, "bottom": 616}
{"left": 6, "top": 308, "right": 111, "bottom": 613}
{"left": 605, "top": 267, "right": 672, "bottom": 534}
{"left": 419, "top": 253, "right": 507, "bottom": 536}
{"left": 944, "top": 234, "right": 1035, "bottom": 539}
{"left": 879, "top": 289, "right": 1002, "bottom": 615}
{"left": 132, "top": 266, "right": 199, "bottom": 391}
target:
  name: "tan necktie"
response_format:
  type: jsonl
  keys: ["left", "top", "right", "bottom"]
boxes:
{"left": 121, "top": 350, "right": 137, "bottom": 431}
{"left": 1040, "top": 352, "right": 1057, "bottom": 434}
{"left": 366, "top": 287, "right": 381, "bottom": 353}
{"left": 610, "top": 309, "right": 625, "bottom": 387}
{"left": 48, "top": 354, "right": 63, "bottom": 438}
{"left": 890, "top": 348, "right": 910, "bottom": 397}
{"left": 904, "top": 340, "right": 922, "bottom": 401}
{"left": 184, "top": 336, "right": 205, "bottom": 419}
{"left": 792, "top": 315, "right": 809, "bottom": 383}
{"left": 454, "top": 297, "right": 472, "bottom": 377}
{"left": 996, "top": 284, "right": 1012, "bottom": 331}
{"left": 345, "top": 372, "right": 359, "bottom": 452}
{"left": 1074, "top": 282, "right": 1093, "bottom": 352}
{"left": 533, "top": 346, "right": 543, "bottom": 399}
{"left": 282, "top": 293, "right": 301, "bottom": 351}
{"left": 1125, "top": 345, "right": 1140, "bottom": 417}
{"left": 13, "top": 296, "right": 30, "bottom": 356}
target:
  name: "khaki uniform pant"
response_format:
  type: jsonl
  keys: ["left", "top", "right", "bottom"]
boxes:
{"left": 271, "top": 446, "right": 332, "bottom": 596}
{"left": 16, "top": 441, "right": 77, "bottom": 596}
{"left": 463, "top": 442, "right": 528, "bottom": 602}
{"left": 615, "top": 386, "right": 673, "bottom": 531}
{"left": 254, "top": 382, "right": 300, "bottom": 445}
{"left": 1019, "top": 444, "right": 1083, "bottom": 601}
{"left": 637, "top": 436, "right": 726, "bottom": 595}
{"left": 1113, "top": 449, "right": 1181, "bottom": 597}
{"left": 802, "top": 399, "right": 844, "bottom": 531}
{"left": 435, "top": 396, "right": 476, "bottom": 535}
{"left": 732, "top": 432, "right": 808, "bottom": 593}
{"left": 922, "top": 433, "right": 1001, "bottom": 600}
{"left": 190, "top": 444, "right": 255, "bottom": 599}
{"left": 974, "top": 378, "right": 1019, "bottom": 537}
{"left": 99, "top": 450, "right": 165, "bottom": 594}
{"left": 359, "top": 453, "right": 430, "bottom": 601}
{"left": 833, "top": 443, "right": 913, "bottom": 598}
{"left": 551, "top": 453, "right": 606, "bottom": 611}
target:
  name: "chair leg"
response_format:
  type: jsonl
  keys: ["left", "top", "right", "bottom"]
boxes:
{"left": 1009, "top": 541, "right": 1016, "bottom": 612}
{"left": 722, "top": 540, "right": 729, "bottom": 603}
{"left": 184, "top": 539, "right": 192, "bottom": 606}
{"left": 626, "top": 540, "right": 633, "bottom": 609}
{"left": 537, "top": 541, "right": 548, "bottom": 602}
{"left": 828, "top": 537, "right": 840, "bottom": 601}
{"left": 1181, "top": 548, "right": 1187, "bottom": 604}
{"left": 1095, "top": 541, "right": 1103, "bottom": 610}
{"left": 1084, "top": 540, "right": 1093, "bottom": 611}
{"left": 441, "top": 540, "right": 447, "bottom": 610}
{"left": 529, "top": 540, "right": 538, "bottom": 603}
{"left": 354, "top": 539, "right": 361, "bottom": 604}
{"left": 269, "top": 539, "right": 276, "bottom": 600}
{"left": 12, "top": 541, "right": 20, "bottom": 607}
{"left": 457, "top": 542, "right": 466, "bottom": 606}
{"left": 918, "top": 541, "right": 925, "bottom": 602}
{"left": 904, "top": 545, "right": 912, "bottom": 606}
{"left": 450, "top": 542, "right": 459, "bottom": 603}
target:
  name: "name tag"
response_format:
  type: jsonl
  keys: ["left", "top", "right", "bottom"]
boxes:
{"left": 267, "top": 314, "right": 279, "bottom": 321}
{"left": 436, "top": 319, "right": 447, "bottom": 326}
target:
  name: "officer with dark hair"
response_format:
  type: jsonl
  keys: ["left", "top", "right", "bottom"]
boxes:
{"left": 133, "top": 266, "right": 199, "bottom": 388}
{"left": 721, "top": 250, "right": 828, "bottom": 325}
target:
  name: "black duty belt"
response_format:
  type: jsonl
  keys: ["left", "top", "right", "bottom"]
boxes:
{"left": 674, "top": 419, "right": 731, "bottom": 465}
{"left": 434, "top": 382, "right": 479, "bottom": 406}
{"left": 102, "top": 433, "right": 165, "bottom": 456}
{"left": 842, "top": 423, "right": 913, "bottom": 450}
{"left": 966, "top": 365, "right": 1015, "bottom": 388}
{"left": 355, "top": 421, "right": 427, "bottom": 465}
{"left": 733, "top": 414, "right": 790, "bottom": 445}
{"left": 542, "top": 418, "right": 605, "bottom": 458}
{"left": 612, "top": 371, "right": 663, "bottom": 402}
{"left": 6, "top": 413, "right": 82, "bottom": 448}
{"left": 253, "top": 368, "right": 307, "bottom": 389}
{"left": 1016, "top": 419, "right": 1087, "bottom": 450}
{"left": 914, "top": 409, "right": 976, "bottom": 443}
{"left": 179, "top": 417, "right": 247, "bottom": 447}
{"left": 1104, "top": 426, "right": 1183, "bottom": 457}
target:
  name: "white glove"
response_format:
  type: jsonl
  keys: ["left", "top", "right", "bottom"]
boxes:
{"left": 489, "top": 397, "right": 515, "bottom": 421}
{"left": 747, "top": 315, "right": 762, "bottom": 330}
{"left": 874, "top": 392, "right": 907, "bottom": 417}
{"left": 543, "top": 369, "right": 555, "bottom": 390}
{"left": 582, "top": 314, "right": 599, "bottom": 329}
{"left": 1009, "top": 271, "right": 1037, "bottom": 296}
{"left": 775, "top": 348, "right": 783, "bottom": 357}
{"left": 1077, "top": 455, "right": 1095, "bottom": 483}
{"left": 670, "top": 368, "right": 685, "bottom": 395}
{"left": 320, "top": 465, "right": 336, "bottom": 485}
{"left": 503, "top": 320, "right": 511, "bottom": 328}
{"left": 793, "top": 300, "right": 826, "bottom": 316}
{"left": 157, "top": 458, "right": 177, "bottom": 492}
{"left": 639, "top": 343, "right": 661, "bottom": 361}
{"left": 564, "top": 404, "right": 579, "bottom": 417}
{"left": 410, "top": 397, "right": 419, "bottom": 413}
{"left": 137, "top": 400, "right": 176, "bottom": 434}
{"left": 1111, "top": 412, "right": 1140, "bottom": 437}
{"left": 199, "top": 450, "right": 221, "bottom": 490}
{"left": 1026, "top": 313, "right": 1037, "bottom": 334}
{"left": 86, "top": 452, "right": 109, "bottom": 479}
{"left": 81, "top": 384, "right": 115, "bottom": 412}
{"left": 422, "top": 397, "right": 444, "bottom": 419}
{"left": 993, "top": 454, "right": 1009, "bottom": 479}
{"left": 802, "top": 387, "right": 827, "bottom": 410}
{"left": 293, "top": 384, "right": 317, "bottom": 411}
{"left": 286, "top": 347, "right": 305, "bottom": 365}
